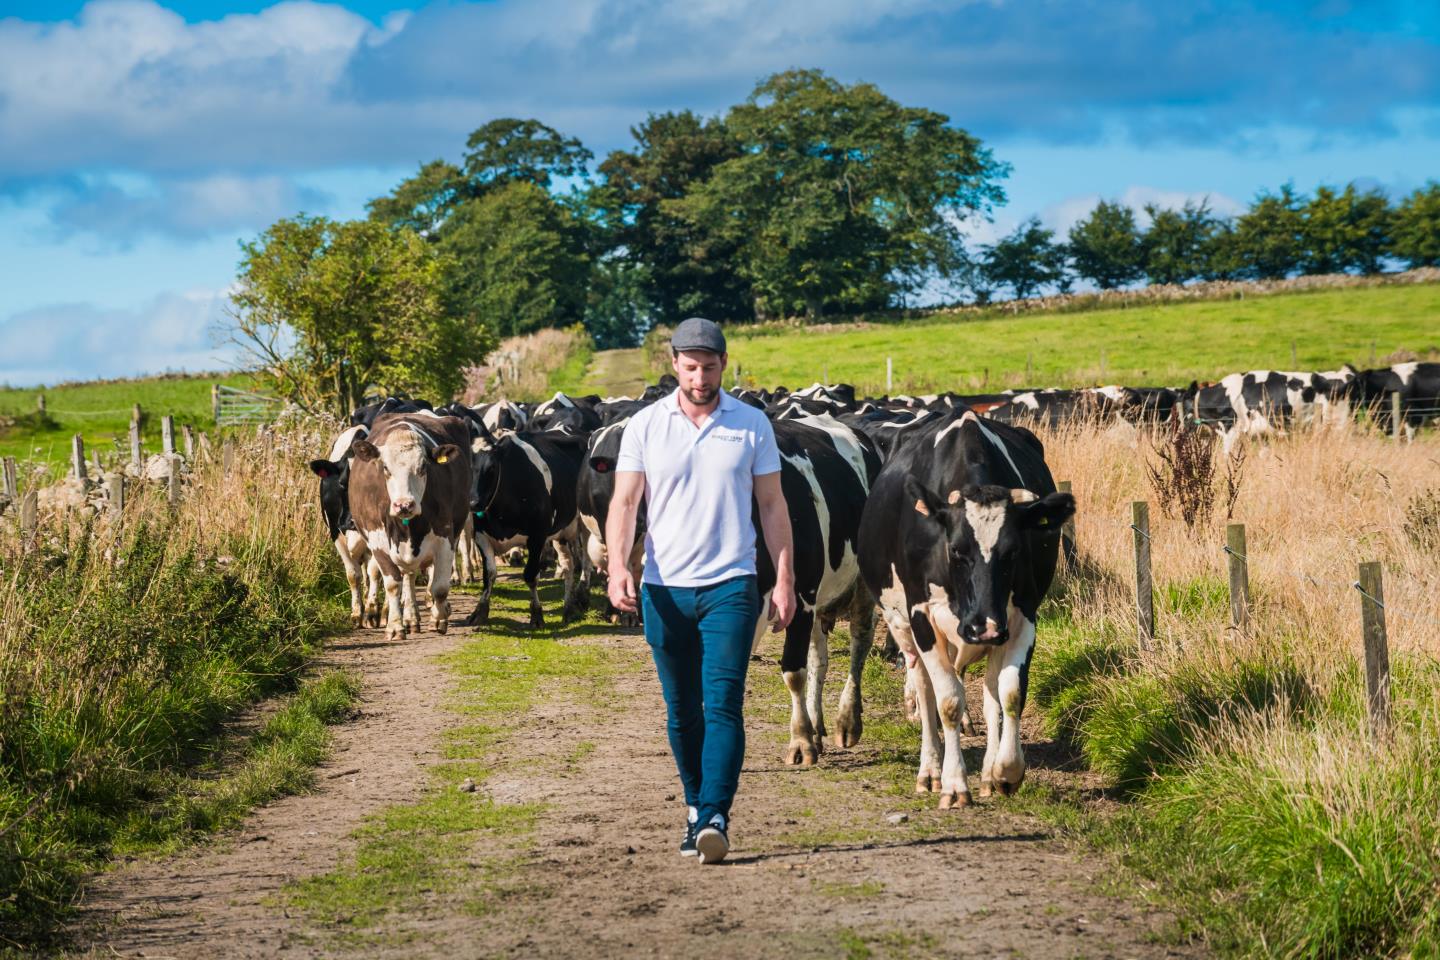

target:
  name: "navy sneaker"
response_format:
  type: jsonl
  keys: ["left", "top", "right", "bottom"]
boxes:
{"left": 680, "top": 806, "right": 699, "bottom": 857}
{"left": 695, "top": 814, "right": 729, "bottom": 864}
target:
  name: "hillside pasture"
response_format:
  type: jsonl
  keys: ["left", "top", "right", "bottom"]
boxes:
{"left": 708, "top": 283, "right": 1440, "bottom": 393}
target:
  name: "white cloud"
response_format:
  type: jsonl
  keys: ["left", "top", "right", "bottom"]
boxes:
{"left": 0, "top": 288, "right": 240, "bottom": 386}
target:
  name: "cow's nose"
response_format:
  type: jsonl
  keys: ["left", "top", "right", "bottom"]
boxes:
{"left": 391, "top": 498, "right": 416, "bottom": 516}
{"left": 965, "top": 618, "right": 1006, "bottom": 645}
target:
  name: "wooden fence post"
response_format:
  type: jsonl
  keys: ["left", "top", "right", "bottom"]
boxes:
{"left": 162, "top": 415, "right": 175, "bottom": 456}
{"left": 886, "top": 357, "right": 893, "bottom": 393}
{"left": 222, "top": 440, "right": 234, "bottom": 476}
{"left": 71, "top": 434, "right": 87, "bottom": 482}
{"left": 1226, "top": 523, "right": 1250, "bottom": 630}
{"left": 1391, "top": 392, "right": 1403, "bottom": 441}
{"left": 1132, "top": 501, "right": 1154, "bottom": 647}
{"left": 20, "top": 490, "right": 38, "bottom": 546}
{"left": 36, "top": 394, "right": 45, "bottom": 416}
{"left": 108, "top": 474, "right": 125, "bottom": 518}
{"left": 91, "top": 449, "right": 103, "bottom": 475}
{"left": 1357, "top": 561, "right": 1390, "bottom": 740}
{"left": 211, "top": 383, "right": 221, "bottom": 426}
{"left": 167, "top": 460, "right": 182, "bottom": 506}
{"left": 132, "top": 403, "right": 142, "bottom": 426}
{"left": 2, "top": 457, "right": 16, "bottom": 501}
{"left": 129, "top": 419, "right": 142, "bottom": 470}
{"left": 182, "top": 424, "right": 195, "bottom": 460}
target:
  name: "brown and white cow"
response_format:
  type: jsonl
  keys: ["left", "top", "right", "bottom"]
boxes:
{"left": 349, "top": 413, "right": 473, "bottom": 639}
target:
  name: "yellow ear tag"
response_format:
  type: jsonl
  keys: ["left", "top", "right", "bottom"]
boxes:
{"left": 436, "top": 454, "right": 448, "bottom": 464}
{"left": 1038, "top": 518, "right": 1048, "bottom": 526}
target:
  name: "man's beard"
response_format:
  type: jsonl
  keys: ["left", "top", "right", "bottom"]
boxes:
{"left": 682, "top": 384, "right": 717, "bottom": 405}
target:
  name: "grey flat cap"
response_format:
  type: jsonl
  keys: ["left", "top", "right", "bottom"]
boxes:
{"left": 671, "top": 316, "right": 726, "bottom": 354}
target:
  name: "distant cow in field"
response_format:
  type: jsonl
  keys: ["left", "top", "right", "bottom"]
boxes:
{"left": 858, "top": 409, "right": 1074, "bottom": 807}
{"left": 348, "top": 413, "right": 473, "bottom": 639}
{"left": 1348, "top": 361, "right": 1440, "bottom": 438}
{"left": 1186, "top": 370, "right": 1320, "bottom": 451}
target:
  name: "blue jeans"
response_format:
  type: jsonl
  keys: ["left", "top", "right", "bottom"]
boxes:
{"left": 641, "top": 575, "right": 759, "bottom": 826}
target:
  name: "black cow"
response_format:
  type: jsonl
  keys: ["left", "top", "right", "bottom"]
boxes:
{"left": 464, "top": 423, "right": 589, "bottom": 627}
{"left": 858, "top": 409, "right": 1074, "bottom": 807}
{"left": 576, "top": 414, "right": 648, "bottom": 626}
{"left": 753, "top": 414, "right": 884, "bottom": 765}
{"left": 1348, "top": 361, "right": 1440, "bottom": 437}
{"left": 529, "top": 392, "right": 603, "bottom": 433}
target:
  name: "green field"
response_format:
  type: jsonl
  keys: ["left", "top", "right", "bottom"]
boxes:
{"left": 0, "top": 372, "right": 252, "bottom": 474}
{"left": 718, "top": 284, "right": 1440, "bottom": 393}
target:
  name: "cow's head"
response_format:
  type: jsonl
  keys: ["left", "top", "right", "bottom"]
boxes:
{"left": 905, "top": 478, "right": 1075, "bottom": 645}
{"left": 309, "top": 456, "right": 351, "bottom": 539}
{"left": 352, "top": 429, "right": 460, "bottom": 520}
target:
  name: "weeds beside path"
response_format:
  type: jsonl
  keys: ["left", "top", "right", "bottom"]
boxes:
{"left": 70, "top": 577, "right": 1201, "bottom": 959}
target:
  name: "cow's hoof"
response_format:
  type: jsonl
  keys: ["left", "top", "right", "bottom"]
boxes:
{"left": 619, "top": 611, "right": 640, "bottom": 629}
{"left": 960, "top": 712, "right": 976, "bottom": 737}
{"left": 386, "top": 626, "right": 407, "bottom": 641}
{"left": 784, "top": 738, "right": 819, "bottom": 767}
{"left": 365, "top": 609, "right": 381, "bottom": 628}
{"left": 915, "top": 773, "right": 941, "bottom": 794}
{"left": 434, "top": 619, "right": 448, "bottom": 635}
{"left": 529, "top": 610, "right": 545, "bottom": 628}
{"left": 834, "top": 716, "right": 862, "bottom": 749}
{"left": 996, "top": 780, "right": 1020, "bottom": 797}
{"left": 938, "top": 790, "right": 972, "bottom": 810}
{"left": 979, "top": 781, "right": 993, "bottom": 799}
{"left": 350, "top": 612, "right": 363, "bottom": 627}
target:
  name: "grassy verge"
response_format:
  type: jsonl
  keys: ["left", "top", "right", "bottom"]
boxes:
{"left": 0, "top": 424, "right": 347, "bottom": 948}
{"left": 647, "top": 281, "right": 1440, "bottom": 392}
{"left": 281, "top": 579, "right": 621, "bottom": 942}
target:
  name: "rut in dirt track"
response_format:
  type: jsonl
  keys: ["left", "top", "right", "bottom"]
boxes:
{"left": 71, "top": 582, "right": 1202, "bottom": 959}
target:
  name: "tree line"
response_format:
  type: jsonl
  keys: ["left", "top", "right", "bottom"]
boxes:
{"left": 229, "top": 67, "right": 1440, "bottom": 410}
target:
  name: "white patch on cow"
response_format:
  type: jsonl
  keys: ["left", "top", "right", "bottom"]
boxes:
{"left": 932, "top": 417, "right": 966, "bottom": 446}
{"left": 587, "top": 416, "right": 631, "bottom": 457}
{"left": 964, "top": 498, "right": 1007, "bottom": 563}
{"left": 1091, "top": 385, "right": 1126, "bottom": 403}
{"left": 1013, "top": 392, "right": 1040, "bottom": 411}
{"left": 412, "top": 408, "right": 443, "bottom": 419}
{"left": 780, "top": 449, "right": 857, "bottom": 608}
{"left": 511, "top": 434, "right": 553, "bottom": 493}
{"left": 327, "top": 424, "right": 368, "bottom": 462}
{"left": 791, "top": 412, "right": 872, "bottom": 492}
{"left": 377, "top": 429, "right": 430, "bottom": 514}
{"left": 1393, "top": 361, "right": 1419, "bottom": 386}
{"left": 481, "top": 400, "right": 527, "bottom": 432}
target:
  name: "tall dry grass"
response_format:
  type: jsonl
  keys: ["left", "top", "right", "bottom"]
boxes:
{"left": 0, "top": 422, "right": 346, "bottom": 945}
{"left": 460, "top": 325, "right": 592, "bottom": 404}
{"left": 1028, "top": 417, "right": 1440, "bottom": 956}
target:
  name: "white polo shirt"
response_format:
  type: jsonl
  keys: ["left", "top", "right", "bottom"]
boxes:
{"left": 615, "top": 388, "right": 781, "bottom": 587}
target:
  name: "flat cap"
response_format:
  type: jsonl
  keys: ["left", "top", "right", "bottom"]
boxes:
{"left": 670, "top": 316, "right": 726, "bottom": 355}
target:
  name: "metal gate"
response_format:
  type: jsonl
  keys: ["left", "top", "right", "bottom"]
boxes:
{"left": 212, "top": 384, "right": 283, "bottom": 426}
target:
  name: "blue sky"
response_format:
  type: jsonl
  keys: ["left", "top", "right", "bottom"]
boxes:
{"left": 2, "top": 0, "right": 1437, "bottom": 385}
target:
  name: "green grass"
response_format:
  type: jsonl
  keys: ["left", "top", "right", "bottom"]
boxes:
{"left": 282, "top": 578, "right": 622, "bottom": 936}
{"left": 712, "top": 283, "right": 1440, "bottom": 392}
{"left": 0, "top": 371, "right": 253, "bottom": 473}
{"left": 540, "top": 336, "right": 596, "bottom": 398}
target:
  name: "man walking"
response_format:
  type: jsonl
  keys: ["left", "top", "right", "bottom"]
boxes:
{"left": 605, "top": 317, "right": 795, "bottom": 864}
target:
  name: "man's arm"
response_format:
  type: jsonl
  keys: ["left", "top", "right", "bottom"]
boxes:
{"left": 605, "top": 470, "right": 646, "bottom": 613}
{"left": 753, "top": 471, "right": 795, "bottom": 632}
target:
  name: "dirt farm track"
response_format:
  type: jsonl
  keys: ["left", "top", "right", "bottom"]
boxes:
{"left": 65, "top": 581, "right": 1201, "bottom": 960}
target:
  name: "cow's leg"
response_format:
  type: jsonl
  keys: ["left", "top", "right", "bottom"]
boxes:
{"left": 335, "top": 535, "right": 364, "bottom": 626}
{"left": 429, "top": 539, "right": 455, "bottom": 634}
{"left": 804, "top": 610, "right": 829, "bottom": 743}
{"left": 834, "top": 586, "right": 876, "bottom": 748}
{"left": 463, "top": 535, "right": 496, "bottom": 626}
{"left": 364, "top": 555, "right": 383, "bottom": 627}
{"left": 402, "top": 574, "right": 421, "bottom": 632}
{"left": 750, "top": 586, "right": 774, "bottom": 657}
{"left": 381, "top": 571, "right": 406, "bottom": 640}
{"left": 985, "top": 605, "right": 1038, "bottom": 797}
{"left": 780, "top": 606, "right": 822, "bottom": 766}
{"left": 918, "top": 616, "right": 972, "bottom": 809}
{"left": 455, "top": 519, "right": 474, "bottom": 585}
{"left": 883, "top": 603, "right": 940, "bottom": 792}
{"left": 954, "top": 662, "right": 975, "bottom": 736}
{"left": 559, "top": 532, "right": 588, "bottom": 622}
{"left": 524, "top": 533, "right": 546, "bottom": 627}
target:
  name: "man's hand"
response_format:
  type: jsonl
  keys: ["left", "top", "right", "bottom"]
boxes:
{"left": 768, "top": 576, "right": 796, "bottom": 632}
{"left": 609, "top": 567, "right": 639, "bottom": 614}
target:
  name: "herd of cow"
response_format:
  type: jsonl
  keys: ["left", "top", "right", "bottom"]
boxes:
{"left": 306, "top": 359, "right": 1435, "bottom": 808}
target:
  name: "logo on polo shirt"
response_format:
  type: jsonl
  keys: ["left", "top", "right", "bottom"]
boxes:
{"left": 711, "top": 433, "right": 743, "bottom": 443}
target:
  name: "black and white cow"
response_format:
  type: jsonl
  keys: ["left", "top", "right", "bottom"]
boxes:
{"left": 348, "top": 413, "right": 473, "bottom": 639}
{"left": 308, "top": 424, "right": 383, "bottom": 627}
{"left": 350, "top": 397, "right": 433, "bottom": 429}
{"left": 464, "top": 422, "right": 589, "bottom": 627}
{"left": 1186, "top": 370, "right": 1320, "bottom": 451}
{"left": 1348, "top": 361, "right": 1440, "bottom": 438}
{"left": 576, "top": 414, "right": 647, "bottom": 626}
{"left": 755, "top": 414, "right": 884, "bottom": 765}
{"left": 528, "top": 392, "right": 603, "bottom": 434}
{"left": 858, "top": 409, "right": 1074, "bottom": 807}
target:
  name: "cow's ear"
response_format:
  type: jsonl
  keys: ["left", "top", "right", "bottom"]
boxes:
{"left": 1010, "top": 488, "right": 1038, "bottom": 505}
{"left": 431, "top": 443, "right": 461, "bottom": 465}
{"left": 589, "top": 457, "right": 615, "bottom": 474}
{"left": 904, "top": 476, "right": 946, "bottom": 522}
{"left": 1018, "top": 491, "right": 1076, "bottom": 531}
{"left": 309, "top": 458, "right": 339, "bottom": 478}
{"left": 351, "top": 439, "right": 380, "bottom": 462}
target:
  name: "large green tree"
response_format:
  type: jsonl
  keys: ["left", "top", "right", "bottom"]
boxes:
{"left": 592, "top": 111, "right": 749, "bottom": 324}
{"left": 1232, "top": 185, "right": 1306, "bottom": 279}
{"left": 1389, "top": 182, "right": 1440, "bottom": 268}
{"left": 1141, "top": 200, "right": 1217, "bottom": 285}
{"left": 1067, "top": 200, "right": 1143, "bottom": 290}
{"left": 980, "top": 217, "right": 1067, "bottom": 299}
{"left": 438, "top": 180, "right": 590, "bottom": 338}
{"left": 673, "top": 69, "right": 1007, "bottom": 319}
{"left": 1301, "top": 183, "right": 1391, "bottom": 275}
{"left": 230, "top": 216, "right": 491, "bottom": 416}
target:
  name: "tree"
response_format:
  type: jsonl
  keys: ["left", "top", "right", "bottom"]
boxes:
{"left": 1391, "top": 181, "right": 1440, "bottom": 268}
{"left": 437, "top": 181, "right": 590, "bottom": 338}
{"left": 673, "top": 69, "right": 1007, "bottom": 319}
{"left": 230, "top": 216, "right": 492, "bottom": 417}
{"left": 980, "top": 217, "right": 1066, "bottom": 299}
{"left": 1200, "top": 219, "right": 1245, "bottom": 280}
{"left": 1067, "top": 200, "right": 1143, "bottom": 290}
{"left": 591, "top": 111, "right": 750, "bottom": 323}
{"left": 1301, "top": 183, "right": 1391, "bottom": 275}
{"left": 462, "top": 118, "right": 593, "bottom": 194}
{"left": 583, "top": 256, "right": 654, "bottom": 349}
{"left": 1141, "top": 200, "right": 1217, "bottom": 286}
{"left": 365, "top": 160, "right": 464, "bottom": 237}
{"left": 1232, "top": 184, "right": 1306, "bottom": 279}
